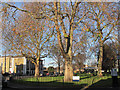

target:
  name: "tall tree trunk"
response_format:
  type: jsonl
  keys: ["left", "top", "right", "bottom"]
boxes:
{"left": 118, "top": 59, "right": 120, "bottom": 75}
{"left": 58, "top": 59, "right": 60, "bottom": 75}
{"left": 35, "top": 64, "right": 39, "bottom": 77}
{"left": 64, "top": 58, "right": 73, "bottom": 82}
{"left": 97, "top": 40, "right": 103, "bottom": 76}
{"left": 54, "top": 2, "right": 73, "bottom": 82}
{"left": 35, "top": 58, "right": 40, "bottom": 77}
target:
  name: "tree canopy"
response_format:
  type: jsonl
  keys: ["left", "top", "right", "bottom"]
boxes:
{"left": 1, "top": 2, "right": 119, "bottom": 81}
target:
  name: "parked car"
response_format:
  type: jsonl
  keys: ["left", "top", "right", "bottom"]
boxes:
{"left": 60, "top": 72, "right": 64, "bottom": 76}
{"left": 54, "top": 72, "right": 59, "bottom": 77}
{"left": 46, "top": 73, "right": 49, "bottom": 76}
{"left": 49, "top": 72, "right": 54, "bottom": 77}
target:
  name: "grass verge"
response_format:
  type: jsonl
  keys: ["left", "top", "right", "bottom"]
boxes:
{"left": 11, "top": 74, "right": 120, "bottom": 88}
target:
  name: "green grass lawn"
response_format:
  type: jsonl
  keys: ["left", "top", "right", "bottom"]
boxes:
{"left": 12, "top": 74, "right": 120, "bottom": 88}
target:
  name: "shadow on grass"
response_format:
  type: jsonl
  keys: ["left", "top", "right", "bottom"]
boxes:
{"left": 80, "top": 76, "right": 90, "bottom": 80}
{"left": 10, "top": 79, "right": 88, "bottom": 88}
{"left": 86, "top": 77, "right": 120, "bottom": 89}
{"left": 80, "top": 75, "right": 97, "bottom": 80}
{"left": 80, "top": 76, "right": 93, "bottom": 80}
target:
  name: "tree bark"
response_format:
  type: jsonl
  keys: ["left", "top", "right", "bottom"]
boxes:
{"left": 58, "top": 59, "right": 60, "bottom": 75}
{"left": 35, "top": 58, "right": 40, "bottom": 77}
{"left": 97, "top": 40, "right": 103, "bottom": 76}
{"left": 64, "top": 57, "right": 73, "bottom": 82}
{"left": 53, "top": 2, "right": 73, "bottom": 82}
{"left": 35, "top": 64, "right": 39, "bottom": 77}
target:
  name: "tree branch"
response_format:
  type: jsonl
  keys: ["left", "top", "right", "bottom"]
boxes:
{"left": 103, "top": 22, "right": 117, "bottom": 42}
{"left": 54, "top": 2, "right": 65, "bottom": 56}
{"left": 5, "top": 3, "right": 47, "bottom": 19}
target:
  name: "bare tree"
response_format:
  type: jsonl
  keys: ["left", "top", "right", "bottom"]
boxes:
{"left": 102, "top": 41, "right": 118, "bottom": 73}
{"left": 53, "top": 2, "right": 88, "bottom": 81}
{"left": 2, "top": 2, "right": 54, "bottom": 77}
{"left": 82, "top": 2, "right": 119, "bottom": 76}
{"left": 3, "top": 2, "right": 87, "bottom": 82}
{"left": 49, "top": 43, "right": 64, "bottom": 75}
{"left": 73, "top": 53, "right": 86, "bottom": 69}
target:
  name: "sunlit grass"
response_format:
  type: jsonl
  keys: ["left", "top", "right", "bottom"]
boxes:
{"left": 13, "top": 74, "right": 120, "bottom": 88}
{"left": 23, "top": 76, "right": 64, "bottom": 82}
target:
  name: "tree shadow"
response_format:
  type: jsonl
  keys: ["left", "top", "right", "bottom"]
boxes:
{"left": 86, "top": 77, "right": 120, "bottom": 90}
{"left": 80, "top": 76, "right": 92, "bottom": 80}
{"left": 9, "top": 79, "right": 88, "bottom": 89}
{"left": 80, "top": 74, "right": 96, "bottom": 80}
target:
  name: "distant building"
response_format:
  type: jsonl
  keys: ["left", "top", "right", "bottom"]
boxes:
{"left": 0, "top": 56, "right": 43, "bottom": 75}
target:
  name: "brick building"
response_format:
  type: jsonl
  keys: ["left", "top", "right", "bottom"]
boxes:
{"left": 0, "top": 56, "right": 43, "bottom": 75}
